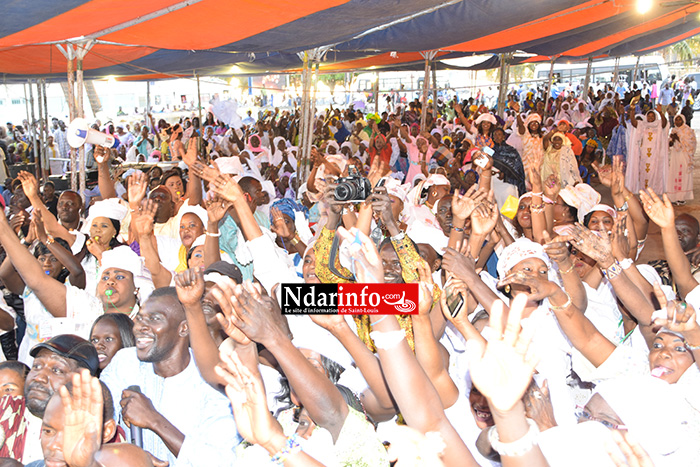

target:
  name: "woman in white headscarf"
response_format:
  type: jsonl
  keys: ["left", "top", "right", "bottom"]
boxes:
{"left": 667, "top": 114, "right": 697, "bottom": 204}
{"left": 570, "top": 100, "right": 591, "bottom": 125}
{"left": 541, "top": 132, "right": 582, "bottom": 189}
{"left": 627, "top": 107, "right": 669, "bottom": 194}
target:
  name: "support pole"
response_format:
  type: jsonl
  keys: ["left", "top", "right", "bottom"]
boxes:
{"left": 612, "top": 56, "right": 620, "bottom": 85}
{"left": 373, "top": 72, "right": 379, "bottom": 114}
{"left": 496, "top": 53, "right": 511, "bottom": 117}
{"left": 28, "top": 82, "right": 40, "bottom": 174}
{"left": 420, "top": 56, "right": 431, "bottom": 132}
{"left": 42, "top": 80, "right": 49, "bottom": 178}
{"left": 35, "top": 81, "right": 44, "bottom": 180}
{"left": 632, "top": 55, "right": 641, "bottom": 84}
{"left": 76, "top": 56, "right": 86, "bottom": 201}
{"left": 297, "top": 52, "right": 311, "bottom": 195}
{"left": 65, "top": 47, "right": 78, "bottom": 191}
{"left": 431, "top": 60, "right": 438, "bottom": 119}
{"left": 582, "top": 57, "right": 593, "bottom": 100}
{"left": 544, "top": 56, "right": 557, "bottom": 119}
{"left": 196, "top": 72, "right": 202, "bottom": 154}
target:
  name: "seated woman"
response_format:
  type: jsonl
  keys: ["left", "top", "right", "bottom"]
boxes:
{"left": 89, "top": 313, "right": 135, "bottom": 373}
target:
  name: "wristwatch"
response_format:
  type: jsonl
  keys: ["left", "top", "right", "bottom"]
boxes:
{"left": 615, "top": 201, "right": 629, "bottom": 212}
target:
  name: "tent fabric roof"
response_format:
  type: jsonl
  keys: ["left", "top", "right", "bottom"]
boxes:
{"left": 0, "top": 0, "right": 698, "bottom": 82}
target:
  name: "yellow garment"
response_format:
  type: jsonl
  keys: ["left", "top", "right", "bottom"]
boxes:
{"left": 314, "top": 227, "right": 424, "bottom": 352}
{"left": 175, "top": 245, "right": 188, "bottom": 273}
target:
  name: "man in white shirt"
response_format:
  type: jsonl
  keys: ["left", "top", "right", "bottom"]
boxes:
{"left": 101, "top": 288, "right": 240, "bottom": 466}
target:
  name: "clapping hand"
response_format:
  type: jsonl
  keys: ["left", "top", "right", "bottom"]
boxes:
{"left": 127, "top": 171, "right": 148, "bottom": 208}
{"left": 466, "top": 295, "right": 539, "bottom": 412}
{"left": 205, "top": 193, "right": 232, "bottom": 224}
{"left": 569, "top": 223, "right": 614, "bottom": 268}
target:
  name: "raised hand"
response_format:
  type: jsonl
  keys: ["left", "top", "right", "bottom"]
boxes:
{"left": 270, "top": 206, "right": 295, "bottom": 241}
{"left": 466, "top": 295, "right": 539, "bottom": 412}
{"left": 33, "top": 209, "right": 49, "bottom": 243}
{"left": 369, "top": 187, "right": 396, "bottom": 228}
{"left": 211, "top": 174, "right": 245, "bottom": 205}
{"left": 542, "top": 231, "right": 571, "bottom": 266}
{"left": 127, "top": 171, "right": 148, "bottom": 208}
{"left": 337, "top": 226, "right": 384, "bottom": 283}
{"left": 570, "top": 223, "right": 614, "bottom": 267}
{"left": 652, "top": 282, "right": 699, "bottom": 337}
{"left": 213, "top": 280, "right": 289, "bottom": 345}
{"left": 442, "top": 247, "right": 476, "bottom": 281}
{"left": 608, "top": 430, "right": 654, "bottom": 467}
{"left": 416, "top": 260, "right": 435, "bottom": 316}
{"left": 526, "top": 165, "right": 543, "bottom": 193}
{"left": 639, "top": 188, "right": 674, "bottom": 230}
{"left": 610, "top": 155, "right": 625, "bottom": 199}
{"left": 192, "top": 161, "right": 221, "bottom": 183}
{"left": 60, "top": 369, "right": 103, "bottom": 467}
{"left": 17, "top": 171, "right": 40, "bottom": 201}
{"left": 215, "top": 349, "right": 284, "bottom": 451}
{"left": 543, "top": 174, "right": 560, "bottom": 200}
{"left": 452, "top": 185, "right": 486, "bottom": 221}
{"left": 611, "top": 214, "right": 631, "bottom": 261}
{"left": 470, "top": 197, "right": 499, "bottom": 237}
{"left": 497, "top": 270, "right": 561, "bottom": 302}
{"left": 205, "top": 193, "right": 232, "bottom": 224}
{"left": 131, "top": 199, "right": 157, "bottom": 238}
{"left": 591, "top": 161, "right": 613, "bottom": 187}
{"left": 183, "top": 137, "right": 199, "bottom": 166}
{"left": 174, "top": 268, "right": 205, "bottom": 308}
{"left": 94, "top": 145, "right": 109, "bottom": 165}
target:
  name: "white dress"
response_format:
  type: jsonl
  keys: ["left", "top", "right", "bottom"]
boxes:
{"left": 667, "top": 123, "right": 697, "bottom": 202}
{"left": 626, "top": 112, "right": 669, "bottom": 193}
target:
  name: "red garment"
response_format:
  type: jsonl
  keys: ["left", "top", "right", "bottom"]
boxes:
{"left": 369, "top": 134, "right": 392, "bottom": 166}
{"left": 566, "top": 132, "right": 583, "bottom": 156}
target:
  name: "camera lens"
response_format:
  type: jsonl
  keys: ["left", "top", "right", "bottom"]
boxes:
{"left": 335, "top": 182, "right": 356, "bottom": 201}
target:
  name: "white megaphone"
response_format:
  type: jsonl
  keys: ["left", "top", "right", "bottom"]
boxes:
{"left": 67, "top": 118, "right": 119, "bottom": 150}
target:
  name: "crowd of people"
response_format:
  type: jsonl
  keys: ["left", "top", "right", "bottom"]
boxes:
{"left": 0, "top": 77, "right": 696, "bottom": 466}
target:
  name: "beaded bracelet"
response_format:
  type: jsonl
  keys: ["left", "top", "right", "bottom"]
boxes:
{"left": 488, "top": 418, "right": 539, "bottom": 457}
{"left": 270, "top": 433, "right": 302, "bottom": 465}
{"left": 549, "top": 291, "right": 572, "bottom": 311}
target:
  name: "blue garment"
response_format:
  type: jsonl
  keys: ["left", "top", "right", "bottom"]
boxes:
{"left": 101, "top": 348, "right": 240, "bottom": 467}
{"left": 608, "top": 123, "right": 628, "bottom": 162}
{"left": 219, "top": 215, "right": 255, "bottom": 281}
{"left": 334, "top": 124, "right": 351, "bottom": 144}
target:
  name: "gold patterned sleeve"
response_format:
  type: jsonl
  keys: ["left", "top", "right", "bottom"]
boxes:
{"left": 313, "top": 226, "right": 353, "bottom": 284}
{"left": 391, "top": 234, "right": 421, "bottom": 284}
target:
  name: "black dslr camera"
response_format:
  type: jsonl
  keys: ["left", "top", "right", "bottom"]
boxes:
{"left": 334, "top": 165, "right": 371, "bottom": 202}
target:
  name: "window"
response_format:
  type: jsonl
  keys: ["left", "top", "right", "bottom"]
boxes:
{"left": 11, "top": 99, "right": 21, "bottom": 105}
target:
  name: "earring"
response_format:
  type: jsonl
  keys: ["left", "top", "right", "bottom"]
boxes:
{"left": 505, "top": 285, "right": 511, "bottom": 294}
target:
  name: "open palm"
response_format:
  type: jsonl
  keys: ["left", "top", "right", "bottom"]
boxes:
{"left": 467, "top": 296, "right": 538, "bottom": 412}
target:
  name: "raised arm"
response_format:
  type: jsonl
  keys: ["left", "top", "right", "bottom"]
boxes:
{"left": 94, "top": 146, "right": 117, "bottom": 200}
{"left": 18, "top": 171, "right": 76, "bottom": 245}
{"left": 183, "top": 141, "right": 203, "bottom": 206}
{"left": 641, "top": 189, "right": 699, "bottom": 299}
{"left": 34, "top": 210, "right": 86, "bottom": 290}
{"left": 0, "top": 209, "right": 67, "bottom": 317}
{"left": 203, "top": 194, "right": 228, "bottom": 268}
{"left": 223, "top": 282, "right": 349, "bottom": 441}
{"left": 132, "top": 200, "right": 172, "bottom": 288}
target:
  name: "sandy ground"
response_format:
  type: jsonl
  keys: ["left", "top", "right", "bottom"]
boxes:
{"left": 600, "top": 115, "right": 700, "bottom": 263}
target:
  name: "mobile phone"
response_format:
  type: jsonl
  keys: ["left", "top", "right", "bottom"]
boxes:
{"left": 446, "top": 288, "right": 465, "bottom": 318}
{"left": 474, "top": 146, "right": 494, "bottom": 169}
{"left": 375, "top": 177, "right": 387, "bottom": 188}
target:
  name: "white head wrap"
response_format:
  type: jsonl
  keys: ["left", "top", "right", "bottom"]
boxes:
{"left": 179, "top": 204, "right": 208, "bottom": 227}
{"left": 215, "top": 156, "right": 245, "bottom": 175}
{"left": 475, "top": 113, "right": 497, "bottom": 125}
{"left": 558, "top": 183, "right": 601, "bottom": 223}
{"left": 98, "top": 245, "right": 143, "bottom": 280}
{"left": 496, "top": 237, "right": 552, "bottom": 280}
{"left": 406, "top": 222, "right": 448, "bottom": 255}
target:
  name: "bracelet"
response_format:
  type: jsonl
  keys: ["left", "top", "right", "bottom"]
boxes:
{"left": 206, "top": 231, "right": 221, "bottom": 237}
{"left": 390, "top": 231, "right": 405, "bottom": 242}
{"left": 549, "top": 291, "right": 571, "bottom": 311}
{"left": 531, "top": 191, "right": 543, "bottom": 197}
{"left": 45, "top": 235, "right": 55, "bottom": 245}
{"left": 289, "top": 235, "right": 300, "bottom": 246}
{"left": 370, "top": 315, "right": 389, "bottom": 327}
{"left": 559, "top": 263, "right": 575, "bottom": 275}
{"left": 370, "top": 330, "right": 406, "bottom": 350}
{"left": 601, "top": 260, "right": 623, "bottom": 280}
{"left": 488, "top": 418, "right": 539, "bottom": 457}
{"left": 530, "top": 203, "right": 545, "bottom": 213}
{"left": 452, "top": 226, "right": 465, "bottom": 233}
{"left": 270, "top": 434, "right": 302, "bottom": 465}
{"left": 685, "top": 340, "right": 700, "bottom": 351}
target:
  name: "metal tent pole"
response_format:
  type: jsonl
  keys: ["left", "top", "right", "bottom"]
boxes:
{"left": 496, "top": 53, "right": 512, "bottom": 117}
{"left": 297, "top": 52, "right": 311, "bottom": 195}
{"left": 544, "top": 56, "right": 557, "bottom": 118}
{"left": 42, "top": 80, "right": 49, "bottom": 178}
{"left": 374, "top": 72, "right": 379, "bottom": 114}
{"left": 431, "top": 60, "right": 438, "bottom": 119}
{"left": 28, "top": 82, "right": 39, "bottom": 176}
{"left": 196, "top": 71, "right": 203, "bottom": 154}
{"left": 34, "top": 81, "right": 44, "bottom": 180}
{"left": 420, "top": 54, "right": 431, "bottom": 132}
{"left": 612, "top": 56, "right": 620, "bottom": 86}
